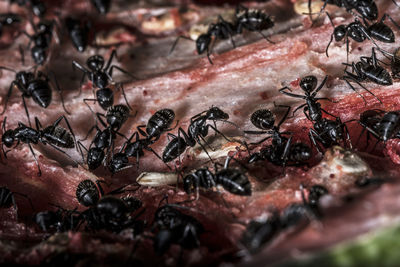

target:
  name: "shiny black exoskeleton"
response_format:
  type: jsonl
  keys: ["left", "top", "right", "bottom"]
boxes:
{"left": 1, "top": 115, "right": 77, "bottom": 176}
{"left": 234, "top": 4, "right": 274, "bottom": 43}
{"left": 0, "top": 13, "right": 20, "bottom": 36}
{"left": 162, "top": 106, "right": 236, "bottom": 164}
{"left": 279, "top": 75, "right": 333, "bottom": 122}
{"left": 316, "top": 0, "right": 378, "bottom": 21}
{"left": 0, "top": 68, "right": 69, "bottom": 125}
{"left": 21, "top": 19, "right": 55, "bottom": 65}
{"left": 108, "top": 131, "right": 165, "bottom": 174}
{"left": 391, "top": 47, "right": 400, "bottom": 79}
{"left": 91, "top": 0, "right": 111, "bottom": 14}
{"left": 76, "top": 179, "right": 143, "bottom": 233}
{"left": 65, "top": 17, "right": 90, "bottom": 52}
{"left": 342, "top": 48, "right": 392, "bottom": 104}
{"left": 241, "top": 212, "right": 280, "bottom": 254}
{"left": 35, "top": 206, "right": 80, "bottom": 232}
{"left": 137, "top": 109, "right": 177, "bottom": 142}
{"left": 279, "top": 76, "right": 350, "bottom": 152}
{"left": 245, "top": 106, "right": 312, "bottom": 167}
{"left": 183, "top": 155, "right": 251, "bottom": 198}
{"left": 169, "top": 15, "right": 237, "bottom": 64}
{"left": 152, "top": 203, "right": 204, "bottom": 255}
{"left": 358, "top": 109, "right": 400, "bottom": 143}
{"left": 73, "top": 49, "right": 135, "bottom": 110}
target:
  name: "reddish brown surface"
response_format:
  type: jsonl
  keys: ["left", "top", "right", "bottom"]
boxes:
{"left": 1, "top": 0, "right": 400, "bottom": 266}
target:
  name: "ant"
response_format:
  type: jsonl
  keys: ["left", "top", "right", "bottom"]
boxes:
{"left": 72, "top": 49, "right": 135, "bottom": 109}
{"left": 0, "top": 13, "right": 21, "bottom": 37}
{"left": 279, "top": 76, "right": 351, "bottom": 152}
{"left": 234, "top": 5, "right": 275, "bottom": 43}
{"left": 20, "top": 19, "right": 57, "bottom": 65}
{"left": 357, "top": 109, "right": 400, "bottom": 144}
{"left": 152, "top": 198, "right": 204, "bottom": 255}
{"left": 35, "top": 205, "right": 80, "bottom": 232}
{"left": 162, "top": 106, "right": 238, "bottom": 164}
{"left": 244, "top": 105, "right": 312, "bottom": 167}
{"left": 312, "top": 0, "right": 378, "bottom": 22}
{"left": 65, "top": 17, "right": 91, "bottom": 53}
{"left": 391, "top": 47, "right": 400, "bottom": 79}
{"left": 0, "top": 186, "right": 33, "bottom": 216}
{"left": 78, "top": 104, "right": 131, "bottom": 170}
{"left": 75, "top": 179, "right": 142, "bottom": 232}
{"left": 1, "top": 115, "right": 78, "bottom": 176}
{"left": 342, "top": 47, "right": 391, "bottom": 104}
{"left": 137, "top": 109, "right": 178, "bottom": 142}
{"left": 0, "top": 67, "right": 69, "bottom": 127}
{"left": 325, "top": 13, "right": 400, "bottom": 60}
{"left": 169, "top": 15, "right": 237, "bottom": 64}
{"left": 183, "top": 155, "right": 252, "bottom": 199}
{"left": 241, "top": 184, "right": 328, "bottom": 253}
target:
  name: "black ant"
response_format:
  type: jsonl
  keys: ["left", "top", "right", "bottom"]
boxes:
{"left": 20, "top": 19, "right": 57, "bottom": 65}
{"left": 65, "top": 17, "right": 91, "bottom": 53}
{"left": 392, "top": 47, "right": 400, "bottom": 79}
{"left": 234, "top": 4, "right": 275, "bottom": 43}
{"left": 357, "top": 109, "right": 400, "bottom": 144}
{"left": 279, "top": 76, "right": 351, "bottom": 152}
{"left": 137, "top": 109, "right": 178, "bottom": 142}
{"left": 152, "top": 199, "right": 204, "bottom": 255}
{"left": 342, "top": 48, "right": 391, "bottom": 104}
{"left": 72, "top": 49, "right": 135, "bottom": 109}
{"left": 78, "top": 104, "right": 131, "bottom": 170}
{"left": 162, "top": 106, "right": 238, "bottom": 164}
{"left": 244, "top": 105, "right": 312, "bottom": 167}
{"left": 241, "top": 184, "right": 328, "bottom": 253}
{"left": 183, "top": 155, "right": 252, "bottom": 199}
{"left": 325, "top": 13, "right": 399, "bottom": 60}
{"left": 0, "top": 13, "right": 21, "bottom": 36}
{"left": 313, "top": 0, "right": 378, "bottom": 22}
{"left": 75, "top": 179, "right": 142, "bottom": 232}
{"left": 0, "top": 67, "right": 69, "bottom": 127}
{"left": 91, "top": 0, "right": 111, "bottom": 14}
{"left": 1, "top": 115, "right": 78, "bottom": 176}
{"left": 169, "top": 15, "right": 237, "bottom": 64}
{"left": 0, "top": 186, "right": 33, "bottom": 216}
{"left": 35, "top": 205, "right": 80, "bottom": 232}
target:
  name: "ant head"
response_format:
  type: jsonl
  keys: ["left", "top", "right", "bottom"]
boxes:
{"left": 2, "top": 129, "right": 15, "bottom": 148}
{"left": 206, "top": 106, "right": 229, "bottom": 120}
{"left": 300, "top": 76, "right": 317, "bottom": 93}
{"left": 196, "top": 34, "right": 211, "bottom": 55}
{"left": 333, "top": 25, "right": 346, "bottom": 41}
{"left": 87, "top": 55, "right": 104, "bottom": 71}
{"left": 251, "top": 109, "right": 275, "bottom": 130}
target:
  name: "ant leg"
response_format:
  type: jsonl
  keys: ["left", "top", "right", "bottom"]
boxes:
{"left": 1, "top": 82, "right": 18, "bottom": 117}
{"left": 342, "top": 78, "right": 367, "bottom": 104}
{"left": 312, "top": 75, "right": 328, "bottom": 96}
{"left": 276, "top": 104, "right": 291, "bottom": 128}
{"left": 136, "top": 125, "right": 148, "bottom": 138}
{"left": 21, "top": 95, "right": 32, "bottom": 127}
{"left": 308, "top": 129, "right": 323, "bottom": 153}
{"left": 48, "top": 71, "right": 70, "bottom": 114}
{"left": 244, "top": 130, "right": 273, "bottom": 135}
{"left": 104, "top": 49, "right": 117, "bottom": 71}
{"left": 119, "top": 83, "right": 133, "bottom": 110}
{"left": 342, "top": 121, "right": 352, "bottom": 149}
{"left": 384, "top": 14, "right": 400, "bottom": 31}
{"left": 168, "top": 36, "right": 193, "bottom": 55}
{"left": 249, "top": 135, "right": 273, "bottom": 146}
{"left": 146, "top": 146, "right": 172, "bottom": 170}
{"left": 77, "top": 141, "right": 88, "bottom": 162}
{"left": 257, "top": 30, "right": 275, "bottom": 44}
{"left": 81, "top": 125, "right": 99, "bottom": 142}
{"left": 19, "top": 44, "right": 25, "bottom": 65}
{"left": 292, "top": 103, "right": 307, "bottom": 117}
{"left": 320, "top": 108, "right": 338, "bottom": 119}
{"left": 206, "top": 124, "right": 234, "bottom": 143}
{"left": 109, "top": 65, "right": 138, "bottom": 80}
{"left": 95, "top": 113, "right": 109, "bottom": 128}
{"left": 28, "top": 143, "right": 41, "bottom": 176}
{"left": 53, "top": 115, "right": 78, "bottom": 149}
{"left": 279, "top": 88, "right": 307, "bottom": 99}
{"left": 344, "top": 77, "right": 382, "bottom": 104}
{"left": 34, "top": 117, "right": 43, "bottom": 131}
{"left": 206, "top": 45, "right": 213, "bottom": 65}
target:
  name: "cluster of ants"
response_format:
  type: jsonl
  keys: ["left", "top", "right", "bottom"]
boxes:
{"left": 1, "top": 0, "right": 400, "bottom": 263}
